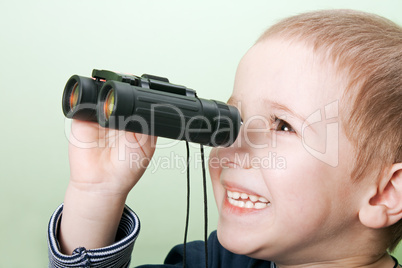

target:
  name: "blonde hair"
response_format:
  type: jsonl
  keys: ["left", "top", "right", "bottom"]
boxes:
{"left": 258, "top": 9, "right": 402, "bottom": 251}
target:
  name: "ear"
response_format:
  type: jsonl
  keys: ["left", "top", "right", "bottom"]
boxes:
{"left": 359, "top": 163, "right": 402, "bottom": 229}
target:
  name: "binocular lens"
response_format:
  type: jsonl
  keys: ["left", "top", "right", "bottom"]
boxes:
{"left": 104, "top": 89, "right": 115, "bottom": 121}
{"left": 69, "top": 82, "right": 80, "bottom": 110}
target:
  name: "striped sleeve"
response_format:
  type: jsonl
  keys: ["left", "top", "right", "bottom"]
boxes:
{"left": 47, "top": 204, "right": 140, "bottom": 268}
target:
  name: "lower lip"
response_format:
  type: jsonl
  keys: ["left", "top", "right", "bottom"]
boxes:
{"left": 222, "top": 197, "right": 267, "bottom": 215}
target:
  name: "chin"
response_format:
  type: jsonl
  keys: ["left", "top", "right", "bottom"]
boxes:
{"left": 216, "top": 223, "right": 263, "bottom": 258}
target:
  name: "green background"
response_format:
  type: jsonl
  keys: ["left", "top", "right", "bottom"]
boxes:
{"left": 1, "top": 0, "right": 401, "bottom": 267}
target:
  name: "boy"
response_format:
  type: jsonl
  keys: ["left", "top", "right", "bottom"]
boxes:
{"left": 48, "top": 9, "right": 402, "bottom": 267}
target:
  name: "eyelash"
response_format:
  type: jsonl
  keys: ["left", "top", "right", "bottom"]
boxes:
{"left": 270, "top": 115, "right": 295, "bottom": 133}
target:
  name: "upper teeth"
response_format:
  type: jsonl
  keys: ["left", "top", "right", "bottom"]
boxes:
{"left": 227, "top": 190, "right": 270, "bottom": 209}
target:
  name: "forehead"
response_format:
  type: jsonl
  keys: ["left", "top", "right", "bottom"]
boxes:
{"left": 233, "top": 38, "right": 345, "bottom": 117}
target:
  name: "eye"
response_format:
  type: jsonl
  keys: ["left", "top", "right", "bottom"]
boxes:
{"left": 272, "top": 117, "right": 295, "bottom": 133}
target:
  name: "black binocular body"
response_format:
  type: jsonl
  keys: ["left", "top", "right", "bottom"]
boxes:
{"left": 62, "top": 69, "right": 241, "bottom": 147}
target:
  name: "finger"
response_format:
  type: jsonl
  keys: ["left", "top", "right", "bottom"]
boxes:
{"left": 132, "top": 133, "right": 157, "bottom": 158}
{"left": 71, "top": 119, "right": 101, "bottom": 141}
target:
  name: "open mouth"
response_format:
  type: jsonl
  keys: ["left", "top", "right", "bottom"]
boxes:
{"left": 227, "top": 190, "right": 271, "bottom": 209}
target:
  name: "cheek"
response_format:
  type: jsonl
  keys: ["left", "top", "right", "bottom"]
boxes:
{"left": 267, "top": 137, "right": 323, "bottom": 196}
{"left": 302, "top": 122, "right": 340, "bottom": 168}
{"left": 267, "top": 146, "right": 353, "bottom": 232}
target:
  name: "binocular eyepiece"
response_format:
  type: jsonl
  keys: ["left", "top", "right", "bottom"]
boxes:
{"left": 62, "top": 69, "right": 241, "bottom": 147}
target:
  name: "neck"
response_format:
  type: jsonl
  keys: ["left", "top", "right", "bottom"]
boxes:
{"left": 275, "top": 253, "right": 397, "bottom": 268}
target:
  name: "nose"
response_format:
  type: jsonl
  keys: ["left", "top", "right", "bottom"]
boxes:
{"left": 212, "top": 116, "right": 275, "bottom": 169}
{"left": 232, "top": 115, "right": 273, "bottom": 149}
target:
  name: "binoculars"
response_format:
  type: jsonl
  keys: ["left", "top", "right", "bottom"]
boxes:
{"left": 62, "top": 69, "right": 241, "bottom": 147}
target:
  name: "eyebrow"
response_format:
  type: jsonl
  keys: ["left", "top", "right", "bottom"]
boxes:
{"left": 227, "top": 96, "right": 239, "bottom": 107}
{"left": 228, "top": 96, "right": 308, "bottom": 124}
{"left": 265, "top": 100, "right": 308, "bottom": 124}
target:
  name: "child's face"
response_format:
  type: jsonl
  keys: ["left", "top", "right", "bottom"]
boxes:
{"left": 209, "top": 38, "right": 366, "bottom": 263}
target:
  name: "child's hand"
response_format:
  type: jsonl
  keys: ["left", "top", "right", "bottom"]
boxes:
{"left": 59, "top": 119, "right": 156, "bottom": 254}
{"left": 68, "top": 119, "right": 156, "bottom": 196}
